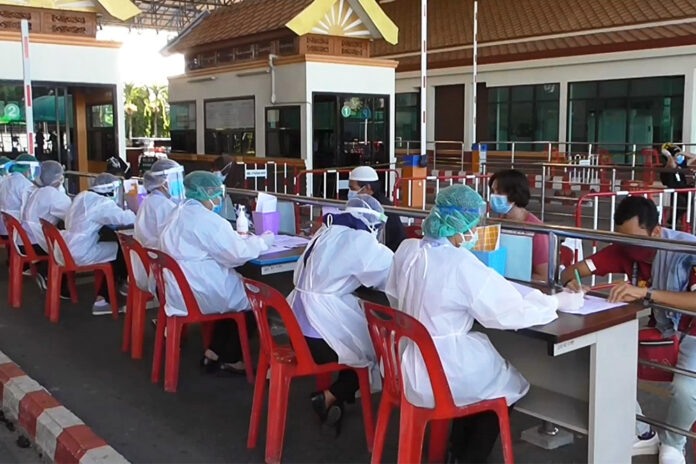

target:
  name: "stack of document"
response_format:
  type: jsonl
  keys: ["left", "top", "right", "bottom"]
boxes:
{"left": 259, "top": 235, "right": 310, "bottom": 256}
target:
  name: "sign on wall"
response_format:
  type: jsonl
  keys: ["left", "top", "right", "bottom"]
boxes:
{"left": 0, "top": 5, "right": 96, "bottom": 37}
{"left": 205, "top": 98, "right": 254, "bottom": 130}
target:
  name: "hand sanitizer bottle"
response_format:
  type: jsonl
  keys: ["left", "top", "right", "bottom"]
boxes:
{"left": 236, "top": 205, "right": 249, "bottom": 236}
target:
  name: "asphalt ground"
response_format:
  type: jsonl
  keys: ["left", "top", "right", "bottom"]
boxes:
{"left": 0, "top": 244, "right": 683, "bottom": 464}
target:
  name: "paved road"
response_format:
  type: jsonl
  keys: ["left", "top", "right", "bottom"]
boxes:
{"left": 0, "top": 415, "right": 42, "bottom": 463}
{"left": 0, "top": 247, "right": 682, "bottom": 464}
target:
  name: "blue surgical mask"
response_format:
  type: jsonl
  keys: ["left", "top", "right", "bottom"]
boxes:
{"left": 490, "top": 194, "right": 513, "bottom": 215}
{"left": 208, "top": 198, "right": 222, "bottom": 215}
{"left": 457, "top": 231, "right": 479, "bottom": 250}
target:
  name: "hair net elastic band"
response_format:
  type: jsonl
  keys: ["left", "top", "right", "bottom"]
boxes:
{"left": 150, "top": 165, "right": 184, "bottom": 176}
{"left": 437, "top": 205, "right": 484, "bottom": 216}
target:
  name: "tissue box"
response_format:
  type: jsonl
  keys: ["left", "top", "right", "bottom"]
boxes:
{"left": 472, "top": 247, "right": 507, "bottom": 276}
{"left": 253, "top": 211, "right": 280, "bottom": 234}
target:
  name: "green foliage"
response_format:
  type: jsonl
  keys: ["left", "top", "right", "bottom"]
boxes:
{"left": 123, "top": 83, "right": 170, "bottom": 140}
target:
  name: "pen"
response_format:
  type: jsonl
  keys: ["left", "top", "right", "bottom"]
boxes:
{"left": 574, "top": 269, "right": 583, "bottom": 290}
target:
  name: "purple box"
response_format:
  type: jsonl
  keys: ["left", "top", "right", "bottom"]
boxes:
{"left": 252, "top": 211, "right": 281, "bottom": 235}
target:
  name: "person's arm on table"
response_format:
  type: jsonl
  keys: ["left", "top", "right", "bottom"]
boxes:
{"left": 608, "top": 282, "right": 696, "bottom": 311}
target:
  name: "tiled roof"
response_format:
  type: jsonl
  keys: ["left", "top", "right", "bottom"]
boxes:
{"left": 392, "top": 22, "right": 696, "bottom": 71}
{"left": 372, "top": 0, "right": 696, "bottom": 57}
{"left": 170, "top": 0, "right": 313, "bottom": 53}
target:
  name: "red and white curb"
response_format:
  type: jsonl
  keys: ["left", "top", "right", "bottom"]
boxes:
{"left": 0, "top": 350, "right": 128, "bottom": 463}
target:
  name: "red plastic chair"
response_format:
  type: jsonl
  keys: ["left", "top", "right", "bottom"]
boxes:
{"left": 242, "top": 278, "right": 375, "bottom": 464}
{"left": 364, "top": 302, "right": 514, "bottom": 464}
{"left": 116, "top": 233, "right": 155, "bottom": 360}
{"left": 147, "top": 248, "right": 254, "bottom": 392}
{"left": 1, "top": 213, "right": 48, "bottom": 308}
{"left": 40, "top": 218, "right": 118, "bottom": 323}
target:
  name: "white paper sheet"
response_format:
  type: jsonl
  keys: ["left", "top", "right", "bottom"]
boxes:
{"left": 558, "top": 295, "right": 627, "bottom": 315}
{"left": 258, "top": 235, "right": 310, "bottom": 256}
{"left": 256, "top": 192, "right": 277, "bottom": 213}
{"left": 509, "top": 282, "right": 627, "bottom": 315}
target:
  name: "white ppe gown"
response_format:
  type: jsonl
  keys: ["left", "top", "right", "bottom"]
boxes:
{"left": 61, "top": 191, "right": 135, "bottom": 266}
{"left": 158, "top": 200, "right": 270, "bottom": 317}
{"left": 133, "top": 191, "right": 175, "bottom": 292}
{"left": 21, "top": 186, "right": 71, "bottom": 251}
{"left": 0, "top": 173, "right": 35, "bottom": 236}
{"left": 287, "top": 224, "right": 393, "bottom": 375}
{"left": 385, "top": 238, "right": 559, "bottom": 409}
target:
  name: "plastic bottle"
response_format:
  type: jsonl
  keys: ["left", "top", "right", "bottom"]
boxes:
{"left": 236, "top": 205, "right": 249, "bottom": 236}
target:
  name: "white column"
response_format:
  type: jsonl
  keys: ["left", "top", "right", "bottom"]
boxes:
{"left": 420, "top": 0, "right": 428, "bottom": 156}
{"left": 684, "top": 67, "right": 696, "bottom": 149}
{"left": 558, "top": 81, "right": 569, "bottom": 153}
{"left": 20, "top": 20, "right": 34, "bottom": 156}
{"left": 115, "top": 83, "right": 126, "bottom": 159}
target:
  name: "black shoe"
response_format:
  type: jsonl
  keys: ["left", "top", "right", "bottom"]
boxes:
{"left": 311, "top": 391, "right": 329, "bottom": 421}
{"left": 200, "top": 356, "right": 219, "bottom": 374}
{"left": 34, "top": 273, "right": 47, "bottom": 292}
{"left": 216, "top": 361, "right": 247, "bottom": 377}
{"left": 60, "top": 289, "right": 71, "bottom": 300}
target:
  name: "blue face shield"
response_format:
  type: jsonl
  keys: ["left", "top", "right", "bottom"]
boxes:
{"left": 169, "top": 178, "right": 185, "bottom": 199}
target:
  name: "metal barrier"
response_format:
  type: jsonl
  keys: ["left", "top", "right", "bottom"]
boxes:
{"left": 235, "top": 160, "right": 301, "bottom": 194}
{"left": 293, "top": 168, "right": 399, "bottom": 199}
{"left": 226, "top": 186, "right": 696, "bottom": 443}
{"left": 391, "top": 174, "right": 490, "bottom": 209}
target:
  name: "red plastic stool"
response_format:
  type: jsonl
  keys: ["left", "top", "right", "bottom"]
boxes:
{"left": 147, "top": 249, "right": 254, "bottom": 392}
{"left": 40, "top": 219, "right": 118, "bottom": 323}
{"left": 242, "top": 278, "right": 375, "bottom": 464}
{"left": 364, "top": 302, "right": 514, "bottom": 464}
{"left": 1, "top": 213, "right": 48, "bottom": 308}
{"left": 116, "top": 233, "right": 154, "bottom": 359}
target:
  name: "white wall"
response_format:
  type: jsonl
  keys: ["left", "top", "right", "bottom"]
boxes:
{"left": 169, "top": 59, "right": 396, "bottom": 170}
{"left": 304, "top": 61, "right": 396, "bottom": 170}
{"left": 0, "top": 39, "right": 125, "bottom": 158}
{"left": 0, "top": 40, "right": 120, "bottom": 85}
{"left": 395, "top": 45, "right": 696, "bottom": 148}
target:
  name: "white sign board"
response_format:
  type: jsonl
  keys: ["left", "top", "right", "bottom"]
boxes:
{"left": 205, "top": 99, "right": 254, "bottom": 130}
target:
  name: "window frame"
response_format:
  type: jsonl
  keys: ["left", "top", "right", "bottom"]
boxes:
{"left": 203, "top": 96, "right": 256, "bottom": 156}
{"left": 169, "top": 100, "right": 197, "bottom": 154}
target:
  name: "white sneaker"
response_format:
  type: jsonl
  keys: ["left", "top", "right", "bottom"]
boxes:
{"left": 633, "top": 430, "right": 660, "bottom": 456}
{"left": 91, "top": 299, "right": 112, "bottom": 316}
{"left": 659, "top": 444, "right": 686, "bottom": 464}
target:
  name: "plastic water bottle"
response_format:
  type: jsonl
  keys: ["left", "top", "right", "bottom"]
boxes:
{"left": 236, "top": 205, "right": 249, "bottom": 236}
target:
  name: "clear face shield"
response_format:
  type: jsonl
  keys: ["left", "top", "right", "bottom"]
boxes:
{"left": 14, "top": 161, "right": 40, "bottom": 181}
{"left": 152, "top": 165, "right": 185, "bottom": 201}
{"left": 91, "top": 180, "right": 124, "bottom": 208}
{"left": 345, "top": 206, "right": 388, "bottom": 238}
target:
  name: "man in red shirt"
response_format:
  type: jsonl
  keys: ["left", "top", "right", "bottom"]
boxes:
{"left": 561, "top": 196, "right": 696, "bottom": 464}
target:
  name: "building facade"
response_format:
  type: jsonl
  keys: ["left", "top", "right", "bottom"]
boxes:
{"left": 0, "top": 0, "right": 139, "bottom": 171}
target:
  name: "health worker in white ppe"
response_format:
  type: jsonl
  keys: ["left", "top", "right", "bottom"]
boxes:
{"left": 159, "top": 171, "right": 274, "bottom": 374}
{"left": 21, "top": 161, "right": 71, "bottom": 289}
{"left": 0, "top": 154, "right": 40, "bottom": 239}
{"left": 288, "top": 194, "right": 393, "bottom": 431}
{"left": 133, "top": 158, "right": 183, "bottom": 292}
{"left": 0, "top": 156, "right": 11, "bottom": 185}
{"left": 62, "top": 172, "right": 135, "bottom": 315}
{"left": 385, "top": 184, "right": 580, "bottom": 463}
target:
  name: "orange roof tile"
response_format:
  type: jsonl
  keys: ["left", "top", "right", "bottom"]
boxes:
{"left": 372, "top": 0, "right": 696, "bottom": 57}
{"left": 170, "top": 0, "right": 313, "bottom": 53}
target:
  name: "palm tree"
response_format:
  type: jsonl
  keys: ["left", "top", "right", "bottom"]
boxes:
{"left": 123, "top": 83, "right": 143, "bottom": 143}
{"left": 147, "top": 84, "right": 169, "bottom": 138}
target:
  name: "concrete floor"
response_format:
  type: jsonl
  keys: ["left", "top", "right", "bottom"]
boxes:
{"left": 0, "top": 244, "right": 687, "bottom": 463}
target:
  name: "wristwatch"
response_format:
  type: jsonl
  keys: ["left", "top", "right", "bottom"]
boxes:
{"left": 643, "top": 288, "right": 654, "bottom": 307}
